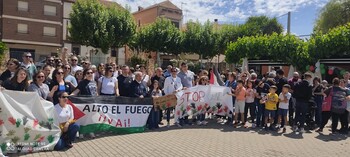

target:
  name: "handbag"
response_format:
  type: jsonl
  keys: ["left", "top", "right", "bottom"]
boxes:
{"left": 322, "top": 88, "right": 332, "bottom": 112}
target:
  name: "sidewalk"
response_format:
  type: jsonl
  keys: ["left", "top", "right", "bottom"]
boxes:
{"left": 13, "top": 119, "right": 350, "bottom": 157}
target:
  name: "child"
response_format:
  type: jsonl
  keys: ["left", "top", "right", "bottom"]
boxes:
{"left": 148, "top": 80, "right": 162, "bottom": 129}
{"left": 233, "top": 80, "right": 246, "bottom": 128}
{"left": 244, "top": 80, "right": 256, "bottom": 128}
{"left": 264, "top": 85, "right": 279, "bottom": 130}
{"left": 277, "top": 84, "right": 292, "bottom": 133}
{"left": 197, "top": 76, "right": 209, "bottom": 125}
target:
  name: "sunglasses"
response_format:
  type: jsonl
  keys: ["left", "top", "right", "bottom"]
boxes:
{"left": 60, "top": 96, "right": 68, "bottom": 99}
{"left": 37, "top": 76, "right": 45, "bottom": 78}
{"left": 64, "top": 67, "right": 71, "bottom": 70}
{"left": 86, "top": 72, "right": 93, "bottom": 75}
{"left": 57, "top": 72, "right": 64, "bottom": 75}
{"left": 7, "top": 63, "right": 14, "bottom": 66}
{"left": 109, "top": 70, "right": 114, "bottom": 73}
{"left": 25, "top": 56, "right": 32, "bottom": 58}
{"left": 71, "top": 59, "right": 78, "bottom": 61}
{"left": 76, "top": 73, "right": 83, "bottom": 76}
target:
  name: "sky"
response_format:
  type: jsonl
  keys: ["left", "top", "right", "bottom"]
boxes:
{"left": 113, "top": 0, "right": 330, "bottom": 36}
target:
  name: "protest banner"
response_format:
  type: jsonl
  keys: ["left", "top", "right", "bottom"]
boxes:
{"left": 0, "top": 90, "right": 61, "bottom": 154}
{"left": 68, "top": 96, "right": 153, "bottom": 134}
{"left": 175, "top": 85, "right": 233, "bottom": 119}
{"left": 153, "top": 94, "right": 177, "bottom": 110}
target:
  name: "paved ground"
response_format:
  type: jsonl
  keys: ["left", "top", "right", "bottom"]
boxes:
{"left": 9, "top": 119, "right": 350, "bottom": 157}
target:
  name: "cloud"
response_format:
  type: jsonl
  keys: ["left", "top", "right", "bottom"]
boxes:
{"left": 112, "top": 0, "right": 328, "bottom": 23}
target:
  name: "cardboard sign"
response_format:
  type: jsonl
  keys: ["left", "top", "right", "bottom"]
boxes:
{"left": 153, "top": 94, "right": 177, "bottom": 110}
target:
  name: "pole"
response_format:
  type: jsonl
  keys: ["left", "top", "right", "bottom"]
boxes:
{"left": 287, "top": 12, "right": 291, "bottom": 34}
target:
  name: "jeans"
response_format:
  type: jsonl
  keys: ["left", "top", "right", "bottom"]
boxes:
{"left": 331, "top": 111, "right": 349, "bottom": 133}
{"left": 256, "top": 103, "right": 265, "bottom": 127}
{"left": 147, "top": 107, "right": 159, "bottom": 129}
{"left": 294, "top": 101, "right": 308, "bottom": 128}
{"left": 166, "top": 108, "right": 172, "bottom": 123}
{"left": 54, "top": 123, "right": 80, "bottom": 150}
{"left": 197, "top": 113, "right": 205, "bottom": 121}
{"left": 289, "top": 97, "right": 296, "bottom": 126}
{"left": 314, "top": 95, "right": 323, "bottom": 127}
{"left": 244, "top": 102, "right": 256, "bottom": 123}
{"left": 319, "top": 111, "right": 331, "bottom": 129}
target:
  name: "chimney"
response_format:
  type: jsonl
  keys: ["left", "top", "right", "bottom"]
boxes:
{"left": 138, "top": 6, "right": 144, "bottom": 11}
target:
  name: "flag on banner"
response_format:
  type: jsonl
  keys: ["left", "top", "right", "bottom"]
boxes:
{"left": 66, "top": 99, "right": 86, "bottom": 121}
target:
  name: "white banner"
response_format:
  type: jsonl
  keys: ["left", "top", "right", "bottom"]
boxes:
{"left": 175, "top": 85, "right": 233, "bottom": 119}
{"left": 68, "top": 96, "right": 153, "bottom": 134}
{"left": 0, "top": 90, "right": 61, "bottom": 154}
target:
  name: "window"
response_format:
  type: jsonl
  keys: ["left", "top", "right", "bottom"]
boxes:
{"left": 18, "top": 1, "right": 28, "bottom": 11}
{"left": 17, "top": 24, "right": 28, "bottom": 34}
{"left": 44, "top": 5, "right": 56, "bottom": 16}
{"left": 43, "top": 27, "right": 56, "bottom": 36}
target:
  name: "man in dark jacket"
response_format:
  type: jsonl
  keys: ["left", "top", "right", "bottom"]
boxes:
{"left": 293, "top": 73, "right": 313, "bottom": 133}
{"left": 129, "top": 71, "right": 147, "bottom": 98}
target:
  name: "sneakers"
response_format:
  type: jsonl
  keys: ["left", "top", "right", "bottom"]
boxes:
{"left": 300, "top": 128, "right": 305, "bottom": 133}
{"left": 89, "top": 132, "right": 96, "bottom": 138}
{"left": 197, "top": 121, "right": 202, "bottom": 126}
{"left": 233, "top": 122, "right": 239, "bottom": 128}
{"left": 316, "top": 128, "right": 323, "bottom": 133}
{"left": 167, "top": 122, "right": 170, "bottom": 128}
{"left": 292, "top": 126, "right": 298, "bottom": 132}
{"left": 251, "top": 123, "right": 256, "bottom": 128}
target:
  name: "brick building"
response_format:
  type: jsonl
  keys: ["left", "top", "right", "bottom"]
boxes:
{"left": 0, "top": 0, "right": 63, "bottom": 62}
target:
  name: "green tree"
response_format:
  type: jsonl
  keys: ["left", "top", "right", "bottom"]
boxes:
{"left": 243, "top": 16, "right": 284, "bottom": 36}
{"left": 314, "top": 0, "right": 350, "bottom": 33}
{"left": 106, "top": 5, "right": 136, "bottom": 49}
{"left": 225, "top": 33, "right": 309, "bottom": 69}
{"left": 69, "top": 0, "right": 135, "bottom": 54}
{"left": 0, "top": 42, "right": 7, "bottom": 65}
{"left": 136, "top": 18, "right": 181, "bottom": 55}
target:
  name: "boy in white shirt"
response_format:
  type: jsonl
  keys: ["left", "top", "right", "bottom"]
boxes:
{"left": 278, "top": 84, "right": 292, "bottom": 133}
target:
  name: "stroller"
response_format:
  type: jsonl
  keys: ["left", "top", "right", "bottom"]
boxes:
{"left": 305, "top": 97, "right": 317, "bottom": 130}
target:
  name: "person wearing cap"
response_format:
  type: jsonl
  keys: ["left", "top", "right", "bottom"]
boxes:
{"left": 163, "top": 65, "right": 173, "bottom": 78}
{"left": 292, "top": 72, "right": 313, "bottom": 133}
{"left": 164, "top": 67, "right": 183, "bottom": 127}
{"left": 21, "top": 52, "right": 37, "bottom": 81}
{"left": 81, "top": 60, "right": 91, "bottom": 70}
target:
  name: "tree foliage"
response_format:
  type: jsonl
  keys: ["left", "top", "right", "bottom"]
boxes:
{"left": 0, "top": 42, "right": 7, "bottom": 64}
{"left": 69, "top": 0, "right": 136, "bottom": 53}
{"left": 243, "top": 16, "right": 284, "bottom": 36}
{"left": 314, "top": 0, "right": 350, "bottom": 33}
{"left": 133, "top": 18, "right": 182, "bottom": 55}
{"left": 225, "top": 33, "right": 309, "bottom": 68}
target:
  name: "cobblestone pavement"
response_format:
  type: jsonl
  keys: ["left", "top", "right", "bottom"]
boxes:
{"left": 11, "top": 119, "right": 350, "bottom": 157}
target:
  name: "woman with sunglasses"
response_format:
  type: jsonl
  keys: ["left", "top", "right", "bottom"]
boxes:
{"left": 2, "top": 67, "right": 29, "bottom": 91}
{"left": 74, "top": 70, "right": 84, "bottom": 84}
{"left": 49, "top": 68, "right": 71, "bottom": 105}
{"left": 71, "top": 68, "right": 97, "bottom": 96}
{"left": 27, "top": 70, "right": 51, "bottom": 100}
{"left": 62, "top": 64, "right": 77, "bottom": 90}
{"left": 97, "top": 66, "right": 119, "bottom": 96}
{"left": 54, "top": 92, "right": 80, "bottom": 150}
{"left": 0, "top": 58, "right": 20, "bottom": 85}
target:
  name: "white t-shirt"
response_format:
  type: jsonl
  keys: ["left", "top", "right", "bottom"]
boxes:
{"left": 99, "top": 76, "right": 118, "bottom": 95}
{"left": 55, "top": 104, "right": 74, "bottom": 124}
{"left": 245, "top": 88, "right": 256, "bottom": 103}
{"left": 278, "top": 92, "right": 292, "bottom": 109}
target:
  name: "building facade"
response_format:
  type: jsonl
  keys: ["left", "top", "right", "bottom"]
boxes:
{"left": 131, "top": 0, "right": 183, "bottom": 68}
{"left": 0, "top": 0, "right": 63, "bottom": 62}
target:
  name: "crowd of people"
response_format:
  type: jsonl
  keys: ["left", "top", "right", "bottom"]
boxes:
{"left": 1, "top": 48, "right": 350, "bottom": 150}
